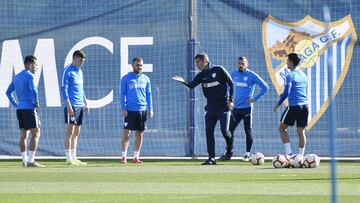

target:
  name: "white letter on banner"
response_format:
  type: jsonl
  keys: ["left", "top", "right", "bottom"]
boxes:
{"left": 65, "top": 36, "right": 114, "bottom": 108}
{"left": 0, "top": 40, "right": 24, "bottom": 107}
{"left": 34, "top": 39, "right": 61, "bottom": 107}
{"left": 120, "top": 37, "right": 153, "bottom": 78}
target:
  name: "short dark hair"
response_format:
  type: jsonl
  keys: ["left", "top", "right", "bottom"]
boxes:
{"left": 288, "top": 53, "right": 301, "bottom": 67}
{"left": 238, "top": 56, "right": 248, "bottom": 61}
{"left": 73, "top": 50, "right": 86, "bottom": 59}
{"left": 132, "top": 57, "right": 143, "bottom": 63}
{"left": 194, "top": 52, "right": 209, "bottom": 62}
{"left": 24, "top": 55, "right": 37, "bottom": 65}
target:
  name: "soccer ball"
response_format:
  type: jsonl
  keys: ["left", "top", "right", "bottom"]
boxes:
{"left": 251, "top": 152, "right": 265, "bottom": 165}
{"left": 289, "top": 154, "right": 304, "bottom": 168}
{"left": 272, "top": 154, "right": 289, "bottom": 168}
{"left": 303, "top": 154, "right": 320, "bottom": 168}
{"left": 284, "top": 154, "right": 291, "bottom": 163}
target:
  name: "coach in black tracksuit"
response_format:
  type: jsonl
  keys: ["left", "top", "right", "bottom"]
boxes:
{"left": 173, "top": 53, "right": 234, "bottom": 165}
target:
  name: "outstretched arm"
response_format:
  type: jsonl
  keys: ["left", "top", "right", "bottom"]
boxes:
{"left": 172, "top": 74, "right": 201, "bottom": 89}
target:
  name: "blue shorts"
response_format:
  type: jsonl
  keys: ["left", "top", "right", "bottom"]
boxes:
{"left": 64, "top": 106, "right": 84, "bottom": 125}
{"left": 124, "top": 110, "right": 147, "bottom": 131}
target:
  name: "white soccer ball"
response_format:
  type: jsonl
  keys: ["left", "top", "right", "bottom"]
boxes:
{"left": 272, "top": 154, "right": 289, "bottom": 168}
{"left": 303, "top": 154, "right": 320, "bottom": 168}
{"left": 289, "top": 154, "right": 304, "bottom": 168}
{"left": 251, "top": 152, "right": 265, "bottom": 165}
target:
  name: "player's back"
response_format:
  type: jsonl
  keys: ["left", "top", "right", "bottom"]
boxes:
{"left": 288, "top": 69, "right": 308, "bottom": 106}
{"left": 13, "top": 70, "right": 36, "bottom": 109}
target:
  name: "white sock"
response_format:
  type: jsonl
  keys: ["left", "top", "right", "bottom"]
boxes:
{"left": 21, "top": 151, "right": 28, "bottom": 163}
{"left": 121, "top": 151, "right": 127, "bottom": 158}
{"left": 245, "top": 152, "right": 250, "bottom": 156}
{"left": 65, "top": 149, "right": 72, "bottom": 161}
{"left": 134, "top": 151, "right": 140, "bottom": 158}
{"left": 284, "top": 143, "right": 292, "bottom": 155}
{"left": 71, "top": 149, "right": 76, "bottom": 160}
{"left": 28, "top": 151, "right": 35, "bottom": 163}
{"left": 298, "top": 148, "right": 305, "bottom": 156}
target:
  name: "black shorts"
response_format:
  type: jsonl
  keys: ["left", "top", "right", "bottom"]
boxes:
{"left": 229, "top": 107, "right": 252, "bottom": 131}
{"left": 124, "top": 111, "right": 147, "bottom": 131}
{"left": 64, "top": 106, "right": 84, "bottom": 125}
{"left": 16, "top": 109, "right": 41, "bottom": 130}
{"left": 280, "top": 105, "right": 308, "bottom": 127}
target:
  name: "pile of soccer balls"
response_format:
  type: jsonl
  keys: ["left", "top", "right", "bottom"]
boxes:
{"left": 272, "top": 153, "right": 320, "bottom": 168}
{"left": 250, "top": 152, "right": 320, "bottom": 168}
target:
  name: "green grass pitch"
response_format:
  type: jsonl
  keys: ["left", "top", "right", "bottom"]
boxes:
{"left": 0, "top": 159, "right": 359, "bottom": 203}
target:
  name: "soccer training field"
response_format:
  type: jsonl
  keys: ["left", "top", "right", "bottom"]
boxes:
{"left": 0, "top": 160, "right": 359, "bottom": 203}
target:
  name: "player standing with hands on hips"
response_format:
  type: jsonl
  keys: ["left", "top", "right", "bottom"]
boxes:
{"left": 173, "top": 53, "right": 234, "bottom": 165}
{"left": 61, "top": 50, "right": 89, "bottom": 165}
{"left": 273, "top": 53, "right": 308, "bottom": 156}
{"left": 6, "top": 55, "right": 44, "bottom": 167}
{"left": 218, "top": 56, "right": 269, "bottom": 161}
{"left": 120, "top": 57, "right": 153, "bottom": 164}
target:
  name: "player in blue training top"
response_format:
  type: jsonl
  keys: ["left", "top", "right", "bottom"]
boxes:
{"left": 6, "top": 55, "right": 44, "bottom": 167}
{"left": 219, "top": 56, "right": 269, "bottom": 162}
{"left": 120, "top": 57, "right": 153, "bottom": 164}
{"left": 61, "top": 50, "right": 88, "bottom": 166}
{"left": 273, "top": 53, "right": 308, "bottom": 156}
{"left": 173, "top": 53, "right": 234, "bottom": 165}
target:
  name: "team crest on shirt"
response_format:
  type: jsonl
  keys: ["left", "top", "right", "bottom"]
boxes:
{"left": 244, "top": 76, "right": 248, "bottom": 81}
{"left": 262, "top": 15, "right": 357, "bottom": 129}
{"left": 212, "top": 73, "right": 216, "bottom": 78}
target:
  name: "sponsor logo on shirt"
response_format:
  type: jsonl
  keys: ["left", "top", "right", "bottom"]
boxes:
{"left": 202, "top": 81, "right": 220, "bottom": 88}
{"left": 235, "top": 82, "right": 248, "bottom": 87}
{"left": 129, "top": 83, "right": 146, "bottom": 89}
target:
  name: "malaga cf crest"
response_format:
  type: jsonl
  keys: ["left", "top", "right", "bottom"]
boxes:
{"left": 262, "top": 15, "right": 357, "bottom": 129}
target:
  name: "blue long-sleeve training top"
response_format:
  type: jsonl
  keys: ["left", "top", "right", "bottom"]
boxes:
{"left": 231, "top": 68, "right": 269, "bottom": 109}
{"left": 182, "top": 63, "right": 234, "bottom": 109}
{"left": 61, "top": 64, "right": 85, "bottom": 107}
{"left": 120, "top": 72, "right": 152, "bottom": 111}
{"left": 277, "top": 69, "right": 308, "bottom": 106}
{"left": 6, "top": 69, "right": 38, "bottom": 109}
